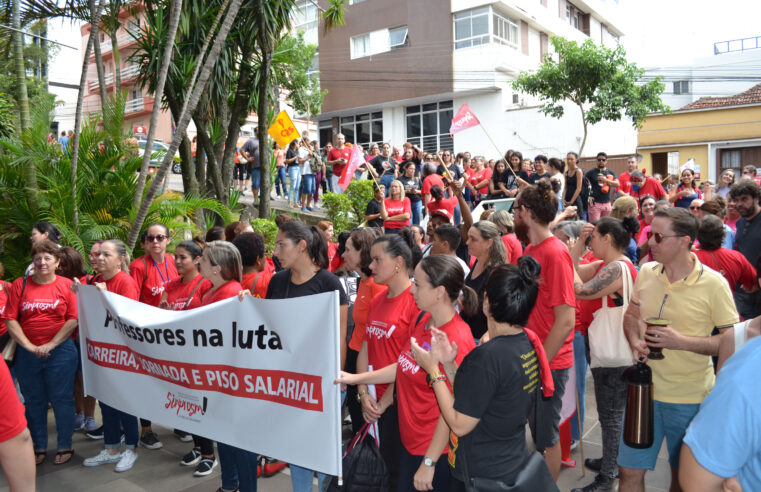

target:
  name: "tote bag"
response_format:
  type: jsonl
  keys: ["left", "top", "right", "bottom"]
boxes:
{"left": 588, "top": 261, "right": 634, "bottom": 368}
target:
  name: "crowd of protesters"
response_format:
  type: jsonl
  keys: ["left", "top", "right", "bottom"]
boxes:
{"left": 1, "top": 137, "right": 761, "bottom": 492}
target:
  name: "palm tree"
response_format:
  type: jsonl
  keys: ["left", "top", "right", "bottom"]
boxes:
{"left": 11, "top": 0, "right": 37, "bottom": 202}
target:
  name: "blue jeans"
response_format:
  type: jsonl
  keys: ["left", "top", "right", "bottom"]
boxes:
{"left": 454, "top": 203, "right": 461, "bottom": 225}
{"left": 291, "top": 464, "right": 329, "bottom": 492}
{"left": 570, "top": 331, "right": 587, "bottom": 441}
{"left": 288, "top": 166, "right": 301, "bottom": 203}
{"left": 218, "top": 442, "right": 258, "bottom": 492}
{"left": 250, "top": 168, "right": 261, "bottom": 191}
{"left": 100, "top": 402, "right": 139, "bottom": 449}
{"left": 301, "top": 174, "right": 316, "bottom": 195}
{"left": 380, "top": 174, "right": 395, "bottom": 195}
{"left": 15, "top": 338, "right": 78, "bottom": 450}
{"left": 410, "top": 200, "right": 423, "bottom": 225}
{"left": 274, "top": 166, "right": 286, "bottom": 197}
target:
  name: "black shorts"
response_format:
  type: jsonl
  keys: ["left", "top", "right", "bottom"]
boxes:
{"left": 234, "top": 163, "right": 248, "bottom": 180}
{"left": 528, "top": 367, "right": 570, "bottom": 450}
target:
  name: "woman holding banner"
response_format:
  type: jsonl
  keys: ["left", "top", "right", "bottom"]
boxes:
{"left": 337, "top": 255, "right": 477, "bottom": 491}
{"left": 82, "top": 239, "right": 141, "bottom": 472}
{"left": 354, "top": 232, "right": 421, "bottom": 489}
{"left": 4, "top": 239, "right": 78, "bottom": 466}
{"left": 263, "top": 221, "right": 349, "bottom": 492}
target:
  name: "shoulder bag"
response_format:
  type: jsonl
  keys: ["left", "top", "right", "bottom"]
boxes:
{"left": 588, "top": 261, "right": 635, "bottom": 368}
{"left": 2, "top": 276, "right": 28, "bottom": 365}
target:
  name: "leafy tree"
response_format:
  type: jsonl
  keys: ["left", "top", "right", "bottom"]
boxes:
{"left": 0, "top": 92, "right": 14, "bottom": 137}
{"left": 513, "top": 35, "right": 668, "bottom": 155}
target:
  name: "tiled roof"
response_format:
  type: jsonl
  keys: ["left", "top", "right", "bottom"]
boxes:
{"left": 680, "top": 83, "right": 761, "bottom": 110}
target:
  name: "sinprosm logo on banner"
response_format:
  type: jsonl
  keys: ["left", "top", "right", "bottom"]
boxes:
{"left": 165, "top": 391, "right": 208, "bottom": 422}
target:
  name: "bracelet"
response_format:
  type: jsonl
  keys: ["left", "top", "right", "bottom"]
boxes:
{"left": 429, "top": 375, "right": 447, "bottom": 387}
{"left": 356, "top": 390, "right": 368, "bottom": 403}
{"left": 426, "top": 371, "right": 445, "bottom": 388}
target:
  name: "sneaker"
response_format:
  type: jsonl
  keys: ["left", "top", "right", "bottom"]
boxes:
{"left": 174, "top": 429, "right": 193, "bottom": 442}
{"left": 83, "top": 449, "right": 121, "bottom": 467}
{"left": 84, "top": 417, "right": 99, "bottom": 433}
{"left": 74, "top": 413, "right": 85, "bottom": 430}
{"left": 139, "top": 430, "right": 163, "bottom": 450}
{"left": 193, "top": 457, "right": 218, "bottom": 477}
{"left": 571, "top": 439, "right": 578, "bottom": 451}
{"left": 571, "top": 473, "right": 615, "bottom": 492}
{"left": 115, "top": 449, "right": 138, "bottom": 472}
{"left": 86, "top": 426, "right": 104, "bottom": 440}
{"left": 180, "top": 448, "right": 202, "bottom": 466}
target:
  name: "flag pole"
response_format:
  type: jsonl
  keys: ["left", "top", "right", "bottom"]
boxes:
{"left": 478, "top": 124, "right": 520, "bottom": 181}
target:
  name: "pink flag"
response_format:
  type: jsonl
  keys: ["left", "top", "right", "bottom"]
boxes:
{"left": 338, "top": 143, "right": 364, "bottom": 189}
{"left": 449, "top": 103, "right": 480, "bottom": 137}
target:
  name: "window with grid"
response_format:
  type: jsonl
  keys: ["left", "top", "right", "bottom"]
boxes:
{"left": 389, "top": 26, "right": 409, "bottom": 49}
{"left": 493, "top": 11, "right": 519, "bottom": 47}
{"left": 673, "top": 80, "right": 690, "bottom": 95}
{"left": 340, "top": 112, "right": 383, "bottom": 149}
{"left": 454, "top": 7, "right": 490, "bottom": 49}
{"left": 351, "top": 34, "right": 371, "bottom": 59}
{"left": 721, "top": 150, "right": 742, "bottom": 168}
{"left": 292, "top": 1, "right": 319, "bottom": 45}
{"left": 405, "top": 101, "right": 454, "bottom": 152}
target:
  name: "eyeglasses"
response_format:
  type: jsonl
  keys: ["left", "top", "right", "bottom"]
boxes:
{"left": 689, "top": 206, "right": 701, "bottom": 210}
{"left": 146, "top": 234, "right": 168, "bottom": 242}
{"left": 597, "top": 158, "right": 607, "bottom": 162}
{"left": 646, "top": 231, "right": 684, "bottom": 243}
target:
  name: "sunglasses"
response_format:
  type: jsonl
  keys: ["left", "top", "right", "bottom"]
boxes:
{"left": 689, "top": 206, "right": 701, "bottom": 210}
{"left": 646, "top": 231, "right": 684, "bottom": 243}
{"left": 597, "top": 158, "right": 607, "bottom": 162}
{"left": 146, "top": 234, "right": 168, "bottom": 242}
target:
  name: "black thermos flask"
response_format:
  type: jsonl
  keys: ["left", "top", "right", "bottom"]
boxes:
{"left": 622, "top": 359, "right": 653, "bottom": 449}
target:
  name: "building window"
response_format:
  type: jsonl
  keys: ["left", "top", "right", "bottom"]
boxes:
{"left": 292, "top": 1, "right": 319, "bottom": 46}
{"left": 405, "top": 101, "right": 454, "bottom": 152}
{"left": 454, "top": 7, "right": 490, "bottom": 49}
{"left": 349, "top": 0, "right": 366, "bottom": 4}
{"left": 389, "top": 26, "right": 409, "bottom": 50}
{"left": 721, "top": 150, "right": 742, "bottom": 168}
{"left": 351, "top": 34, "right": 371, "bottom": 59}
{"left": 673, "top": 80, "right": 690, "bottom": 95}
{"left": 319, "top": 120, "right": 332, "bottom": 147}
{"left": 339, "top": 112, "right": 383, "bottom": 149}
{"left": 454, "top": 7, "right": 519, "bottom": 50}
{"left": 567, "top": 2, "right": 583, "bottom": 30}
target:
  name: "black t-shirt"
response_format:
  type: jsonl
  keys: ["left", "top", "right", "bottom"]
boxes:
{"left": 399, "top": 176, "right": 422, "bottom": 203}
{"left": 266, "top": 269, "right": 349, "bottom": 305}
{"left": 500, "top": 171, "right": 523, "bottom": 191}
{"left": 365, "top": 199, "right": 384, "bottom": 228}
{"left": 461, "top": 262, "right": 493, "bottom": 339}
{"left": 451, "top": 332, "right": 537, "bottom": 482}
{"left": 370, "top": 155, "right": 396, "bottom": 176}
{"left": 437, "top": 163, "right": 463, "bottom": 181}
{"left": 527, "top": 172, "right": 550, "bottom": 185}
{"left": 585, "top": 168, "right": 617, "bottom": 204}
{"left": 285, "top": 147, "right": 299, "bottom": 167}
{"left": 734, "top": 212, "right": 761, "bottom": 318}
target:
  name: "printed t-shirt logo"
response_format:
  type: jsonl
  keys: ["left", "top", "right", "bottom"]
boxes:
{"left": 366, "top": 321, "right": 396, "bottom": 340}
{"left": 22, "top": 298, "right": 60, "bottom": 312}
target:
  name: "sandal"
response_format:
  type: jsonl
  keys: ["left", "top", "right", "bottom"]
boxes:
{"left": 54, "top": 449, "right": 74, "bottom": 465}
{"left": 34, "top": 450, "right": 47, "bottom": 465}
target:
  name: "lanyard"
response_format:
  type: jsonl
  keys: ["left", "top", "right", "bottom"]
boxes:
{"left": 153, "top": 259, "right": 170, "bottom": 284}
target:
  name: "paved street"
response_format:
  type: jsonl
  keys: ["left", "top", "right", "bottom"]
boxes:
{"left": 0, "top": 370, "right": 674, "bottom": 491}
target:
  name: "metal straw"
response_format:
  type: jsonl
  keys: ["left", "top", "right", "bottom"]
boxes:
{"left": 658, "top": 293, "right": 669, "bottom": 319}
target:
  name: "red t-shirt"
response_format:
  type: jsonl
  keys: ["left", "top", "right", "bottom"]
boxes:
{"left": 201, "top": 280, "right": 244, "bottom": 306}
{"left": 0, "top": 359, "right": 26, "bottom": 442}
{"left": 164, "top": 275, "right": 212, "bottom": 310}
{"left": 365, "top": 287, "right": 420, "bottom": 400}
{"left": 328, "top": 147, "right": 352, "bottom": 176}
{"left": 129, "top": 254, "right": 179, "bottom": 307}
{"left": 264, "top": 257, "right": 276, "bottom": 275}
{"left": 0, "top": 281, "right": 10, "bottom": 335}
{"left": 422, "top": 174, "right": 445, "bottom": 196}
{"left": 500, "top": 233, "right": 523, "bottom": 265}
{"left": 105, "top": 270, "right": 140, "bottom": 300}
{"left": 349, "top": 277, "right": 388, "bottom": 352}
{"left": 327, "top": 242, "right": 339, "bottom": 270}
{"left": 4, "top": 276, "right": 78, "bottom": 346}
{"left": 695, "top": 248, "right": 757, "bottom": 294}
{"left": 241, "top": 271, "right": 272, "bottom": 299}
{"left": 426, "top": 196, "right": 458, "bottom": 219}
{"left": 384, "top": 198, "right": 411, "bottom": 229}
{"left": 631, "top": 177, "right": 666, "bottom": 202}
{"left": 523, "top": 236, "right": 576, "bottom": 370}
{"left": 469, "top": 168, "right": 492, "bottom": 195}
{"left": 396, "top": 312, "right": 475, "bottom": 455}
{"left": 618, "top": 171, "right": 632, "bottom": 196}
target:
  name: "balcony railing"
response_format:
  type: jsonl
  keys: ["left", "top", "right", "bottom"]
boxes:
{"left": 88, "top": 72, "right": 114, "bottom": 92}
{"left": 93, "top": 27, "right": 141, "bottom": 54}
{"left": 125, "top": 97, "right": 145, "bottom": 114}
{"left": 121, "top": 64, "right": 140, "bottom": 80}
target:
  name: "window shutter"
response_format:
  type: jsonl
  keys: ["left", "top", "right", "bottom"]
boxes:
{"left": 581, "top": 13, "right": 590, "bottom": 35}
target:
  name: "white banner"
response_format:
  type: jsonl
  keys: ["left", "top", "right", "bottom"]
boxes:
{"left": 77, "top": 285, "right": 342, "bottom": 476}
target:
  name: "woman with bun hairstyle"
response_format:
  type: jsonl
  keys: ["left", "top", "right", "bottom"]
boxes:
{"left": 569, "top": 217, "right": 637, "bottom": 492}
{"left": 356, "top": 230, "right": 421, "bottom": 489}
{"left": 462, "top": 221, "right": 507, "bottom": 341}
{"left": 261, "top": 220, "right": 349, "bottom": 492}
{"left": 82, "top": 239, "right": 141, "bottom": 472}
{"left": 342, "top": 228, "right": 386, "bottom": 434}
{"left": 337, "top": 255, "right": 478, "bottom": 491}
{"left": 4, "top": 239, "right": 78, "bottom": 466}
{"left": 410, "top": 257, "right": 556, "bottom": 491}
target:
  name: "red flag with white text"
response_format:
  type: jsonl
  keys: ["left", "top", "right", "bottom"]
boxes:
{"left": 449, "top": 104, "right": 480, "bottom": 137}
{"left": 338, "top": 143, "right": 364, "bottom": 189}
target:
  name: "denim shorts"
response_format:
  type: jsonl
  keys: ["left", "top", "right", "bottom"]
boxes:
{"left": 250, "top": 167, "right": 261, "bottom": 190}
{"left": 301, "top": 174, "right": 315, "bottom": 195}
{"left": 617, "top": 400, "right": 700, "bottom": 470}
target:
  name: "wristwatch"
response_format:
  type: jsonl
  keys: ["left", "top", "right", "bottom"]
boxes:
{"left": 423, "top": 457, "right": 436, "bottom": 467}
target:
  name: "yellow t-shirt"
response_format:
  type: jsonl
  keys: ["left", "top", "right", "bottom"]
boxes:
{"left": 633, "top": 254, "right": 739, "bottom": 404}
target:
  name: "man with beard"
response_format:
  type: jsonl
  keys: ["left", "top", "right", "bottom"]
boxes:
{"left": 513, "top": 180, "right": 576, "bottom": 481}
{"left": 729, "top": 180, "right": 761, "bottom": 319}
{"left": 585, "top": 152, "right": 620, "bottom": 221}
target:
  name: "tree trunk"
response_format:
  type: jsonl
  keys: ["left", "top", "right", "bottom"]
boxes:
{"left": 89, "top": 0, "right": 109, "bottom": 114}
{"left": 127, "top": 0, "right": 244, "bottom": 249}
{"left": 578, "top": 102, "right": 588, "bottom": 156}
{"left": 256, "top": 0, "right": 272, "bottom": 219}
{"left": 12, "top": 0, "right": 37, "bottom": 203}
{"left": 165, "top": 91, "right": 200, "bottom": 197}
{"left": 110, "top": 30, "right": 122, "bottom": 94}
{"left": 132, "top": 0, "right": 183, "bottom": 209}
{"left": 194, "top": 114, "right": 224, "bottom": 200}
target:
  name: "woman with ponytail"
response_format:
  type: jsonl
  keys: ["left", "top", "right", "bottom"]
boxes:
{"left": 337, "top": 255, "right": 478, "bottom": 491}
{"left": 262, "top": 220, "right": 349, "bottom": 492}
{"left": 411, "top": 257, "right": 557, "bottom": 491}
